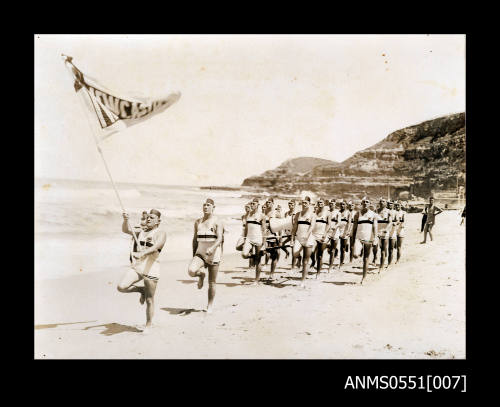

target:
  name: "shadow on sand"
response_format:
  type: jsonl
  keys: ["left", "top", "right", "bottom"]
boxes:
{"left": 177, "top": 279, "right": 197, "bottom": 285}
{"left": 82, "top": 323, "right": 142, "bottom": 336}
{"left": 323, "top": 281, "right": 358, "bottom": 286}
{"left": 161, "top": 307, "right": 203, "bottom": 316}
{"left": 35, "top": 320, "right": 98, "bottom": 330}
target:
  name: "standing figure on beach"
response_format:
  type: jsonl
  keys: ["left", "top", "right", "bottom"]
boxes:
{"left": 291, "top": 196, "right": 317, "bottom": 286}
{"left": 337, "top": 199, "right": 352, "bottom": 271}
{"left": 236, "top": 203, "right": 253, "bottom": 268}
{"left": 283, "top": 200, "right": 300, "bottom": 266}
{"left": 327, "top": 198, "right": 340, "bottom": 273}
{"left": 118, "top": 209, "right": 166, "bottom": 333}
{"left": 347, "top": 201, "right": 357, "bottom": 263}
{"left": 262, "top": 199, "right": 281, "bottom": 280}
{"left": 311, "top": 198, "right": 331, "bottom": 277}
{"left": 187, "top": 199, "right": 223, "bottom": 313}
{"left": 394, "top": 201, "right": 405, "bottom": 264}
{"left": 421, "top": 196, "right": 443, "bottom": 244}
{"left": 352, "top": 197, "right": 378, "bottom": 285}
{"left": 241, "top": 198, "right": 266, "bottom": 285}
{"left": 386, "top": 201, "right": 398, "bottom": 267}
{"left": 374, "top": 198, "right": 392, "bottom": 272}
{"left": 460, "top": 205, "right": 466, "bottom": 226}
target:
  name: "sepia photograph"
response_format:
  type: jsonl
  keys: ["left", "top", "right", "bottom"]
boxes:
{"left": 34, "top": 34, "right": 465, "bottom": 360}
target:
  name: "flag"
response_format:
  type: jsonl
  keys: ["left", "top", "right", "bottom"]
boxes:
{"left": 62, "top": 55, "right": 181, "bottom": 142}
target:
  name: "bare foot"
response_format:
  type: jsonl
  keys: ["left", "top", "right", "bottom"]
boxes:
{"left": 420, "top": 241, "right": 426, "bottom": 244}
{"left": 197, "top": 272, "right": 206, "bottom": 289}
{"left": 139, "top": 291, "right": 145, "bottom": 305}
{"left": 206, "top": 306, "right": 213, "bottom": 314}
{"left": 142, "top": 324, "right": 153, "bottom": 335}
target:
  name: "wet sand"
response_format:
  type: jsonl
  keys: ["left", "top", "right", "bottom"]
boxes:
{"left": 35, "top": 211, "right": 465, "bottom": 359}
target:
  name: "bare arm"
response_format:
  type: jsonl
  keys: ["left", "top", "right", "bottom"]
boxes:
{"left": 352, "top": 212, "right": 359, "bottom": 240}
{"left": 122, "top": 213, "right": 133, "bottom": 235}
{"left": 307, "top": 213, "right": 317, "bottom": 238}
{"left": 192, "top": 220, "right": 199, "bottom": 257}
{"left": 323, "top": 212, "right": 331, "bottom": 240}
{"left": 291, "top": 212, "right": 299, "bottom": 240}
{"left": 260, "top": 214, "right": 267, "bottom": 246}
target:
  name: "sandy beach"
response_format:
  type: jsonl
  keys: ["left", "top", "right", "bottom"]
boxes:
{"left": 34, "top": 211, "right": 465, "bottom": 359}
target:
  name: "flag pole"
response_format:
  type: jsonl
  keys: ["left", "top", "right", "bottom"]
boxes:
{"left": 61, "top": 54, "right": 141, "bottom": 252}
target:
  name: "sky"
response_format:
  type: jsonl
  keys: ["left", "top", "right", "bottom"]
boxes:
{"left": 35, "top": 34, "right": 465, "bottom": 186}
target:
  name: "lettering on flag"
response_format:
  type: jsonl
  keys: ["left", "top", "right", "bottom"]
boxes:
{"left": 62, "top": 55, "right": 181, "bottom": 141}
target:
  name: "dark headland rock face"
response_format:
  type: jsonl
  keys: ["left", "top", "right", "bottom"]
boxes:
{"left": 241, "top": 112, "right": 465, "bottom": 200}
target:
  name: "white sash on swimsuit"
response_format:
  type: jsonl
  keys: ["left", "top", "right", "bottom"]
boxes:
{"left": 356, "top": 210, "right": 376, "bottom": 243}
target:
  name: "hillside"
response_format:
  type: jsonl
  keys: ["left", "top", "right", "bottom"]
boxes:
{"left": 241, "top": 112, "right": 466, "bottom": 201}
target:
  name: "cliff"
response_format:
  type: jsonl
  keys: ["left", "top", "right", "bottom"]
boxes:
{"left": 241, "top": 112, "right": 465, "bottom": 201}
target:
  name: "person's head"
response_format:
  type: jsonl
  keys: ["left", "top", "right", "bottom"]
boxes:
{"left": 265, "top": 198, "right": 274, "bottom": 211}
{"left": 348, "top": 201, "right": 354, "bottom": 211}
{"left": 301, "top": 196, "right": 311, "bottom": 210}
{"left": 317, "top": 198, "right": 325, "bottom": 210}
{"left": 395, "top": 201, "right": 401, "bottom": 211}
{"left": 244, "top": 203, "right": 250, "bottom": 213}
{"left": 140, "top": 211, "right": 148, "bottom": 228}
{"left": 276, "top": 204, "right": 281, "bottom": 212}
{"left": 288, "top": 200, "right": 295, "bottom": 210}
{"left": 339, "top": 199, "right": 346, "bottom": 211}
{"left": 387, "top": 201, "right": 393, "bottom": 209}
{"left": 328, "top": 199, "right": 336, "bottom": 210}
{"left": 145, "top": 209, "right": 161, "bottom": 229}
{"left": 361, "top": 197, "right": 370, "bottom": 210}
{"left": 202, "top": 198, "right": 215, "bottom": 215}
{"left": 429, "top": 196, "right": 434, "bottom": 204}
{"left": 250, "top": 198, "right": 259, "bottom": 211}
{"left": 378, "top": 198, "right": 387, "bottom": 210}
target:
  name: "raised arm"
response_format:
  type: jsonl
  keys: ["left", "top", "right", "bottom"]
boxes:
{"left": 122, "top": 212, "right": 133, "bottom": 235}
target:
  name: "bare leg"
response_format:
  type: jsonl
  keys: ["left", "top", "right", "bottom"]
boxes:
{"left": 327, "top": 239, "right": 335, "bottom": 272}
{"left": 117, "top": 269, "right": 145, "bottom": 304}
{"left": 253, "top": 245, "right": 263, "bottom": 284}
{"left": 143, "top": 278, "right": 158, "bottom": 328}
{"left": 349, "top": 236, "right": 355, "bottom": 263}
{"left": 188, "top": 256, "right": 206, "bottom": 289}
{"left": 372, "top": 243, "right": 378, "bottom": 265}
{"left": 316, "top": 242, "right": 327, "bottom": 277}
{"left": 387, "top": 238, "right": 395, "bottom": 267}
{"left": 396, "top": 236, "right": 403, "bottom": 263}
{"left": 301, "top": 246, "right": 312, "bottom": 286}
{"left": 339, "top": 238, "right": 347, "bottom": 270}
{"left": 207, "top": 264, "right": 219, "bottom": 313}
{"left": 360, "top": 243, "right": 371, "bottom": 285}
{"left": 379, "top": 238, "right": 387, "bottom": 273}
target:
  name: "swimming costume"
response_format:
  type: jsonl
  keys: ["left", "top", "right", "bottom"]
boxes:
{"left": 355, "top": 209, "right": 376, "bottom": 244}
{"left": 194, "top": 217, "right": 221, "bottom": 267}
{"left": 132, "top": 228, "right": 163, "bottom": 281}
{"left": 294, "top": 211, "right": 316, "bottom": 249}
{"left": 337, "top": 210, "right": 351, "bottom": 239}
{"left": 312, "top": 210, "right": 329, "bottom": 243}
{"left": 376, "top": 208, "right": 392, "bottom": 239}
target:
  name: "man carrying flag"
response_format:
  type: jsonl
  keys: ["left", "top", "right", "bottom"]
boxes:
{"left": 61, "top": 55, "right": 179, "bottom": 333}
{"left": 119, "top": 210, "right": 166, "bottom": 333}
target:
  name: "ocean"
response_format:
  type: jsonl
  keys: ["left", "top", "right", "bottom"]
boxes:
{"left": 34, "top": 178, "right": 281, "bottom": 281}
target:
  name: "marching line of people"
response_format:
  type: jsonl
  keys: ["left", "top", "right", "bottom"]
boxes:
{"left": 116, "top": 195, "right": 446, "bottom": 331}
